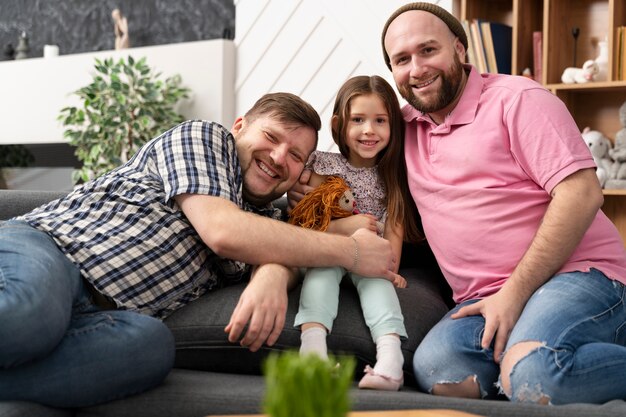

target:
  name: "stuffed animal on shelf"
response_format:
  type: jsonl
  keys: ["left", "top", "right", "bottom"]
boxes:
{"left": 288, "top": 176, "right": 358, "bottom": 232}
{"left": 561, "top": 60, "right": 599, "bottom": 84}
{"left": 582, "top": 127, "right": 612, "bottom": 187}
{"left": 607, "top": 101, "right": 626, "bottom": 188}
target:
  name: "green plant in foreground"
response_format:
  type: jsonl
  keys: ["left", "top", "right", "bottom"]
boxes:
{"left": 58, "top": 56, "right": 189, "bottom": 183}
{"left": 263, "top": 351, "right": 356, "bottom": 417}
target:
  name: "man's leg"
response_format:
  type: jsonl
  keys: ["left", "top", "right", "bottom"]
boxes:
{"left": 0, "top": 221, "right": 81, "bottom": 367}
{"left": 0, "top": 221, "right": 175, "bottom": 407}
{"left": 413, "top": 300, "right": 500, "bottom": 399}
{"left": 500, "top": 269, "right": 626, "bottom": 405}
{"left": 0, "top": 307, "right": 174, "bottom": 407}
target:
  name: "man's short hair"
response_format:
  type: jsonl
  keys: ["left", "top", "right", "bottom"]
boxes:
{"left": 244, "top": 92, "right": 322, "bottom": 144}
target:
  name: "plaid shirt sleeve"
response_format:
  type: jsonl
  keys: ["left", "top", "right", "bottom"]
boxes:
{"left": 151, "top": 120, "right": 242, "bottom": 205}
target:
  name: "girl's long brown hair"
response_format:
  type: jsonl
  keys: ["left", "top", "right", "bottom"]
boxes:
{"left": 331, "top": 75, "right": 422, "bottom": 243}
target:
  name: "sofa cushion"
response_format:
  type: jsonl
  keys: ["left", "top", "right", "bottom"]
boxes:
{"left": 0, "top": 190, "right": 68, "bottom": 220}
{"left": 164, "top": 243, "right": 450, "bottom": 385}
{"left": 77, "top": 369, "right": 626, "bottom": 417}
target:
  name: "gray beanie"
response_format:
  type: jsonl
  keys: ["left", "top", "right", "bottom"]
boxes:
{"left": 381, "top": 2, "right": 468, "bottom": 70}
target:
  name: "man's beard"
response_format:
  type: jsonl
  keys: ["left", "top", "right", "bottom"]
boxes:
{"left": 399, "top": 54, "right": 464, "bottom": 114}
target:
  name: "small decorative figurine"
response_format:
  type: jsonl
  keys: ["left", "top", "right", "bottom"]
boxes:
{"left": 111, "top": 9, "right": 130, "bottom": 50}
{"left": 561, "top": 59, "right": 599, "bottom": 84}
{"left": 14, "top": 31, "right": 30, "bottom": 60}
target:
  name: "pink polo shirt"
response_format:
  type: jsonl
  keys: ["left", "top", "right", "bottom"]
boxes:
{"left": 404, "top": 66, "right": 626, "bottom": 304}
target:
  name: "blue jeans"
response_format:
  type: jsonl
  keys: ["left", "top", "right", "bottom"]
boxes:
{"left": 0, "top": 221, "right": 175, "bottom": 408}
{"left": 413, "top": 269, "right": 626, "bottom": 404}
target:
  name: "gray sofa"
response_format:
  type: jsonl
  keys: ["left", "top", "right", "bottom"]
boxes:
{"left": 1, "top": 189, "right": 625, "bottom": 417}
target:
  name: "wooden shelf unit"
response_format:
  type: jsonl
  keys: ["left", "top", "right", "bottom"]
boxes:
{"left": 454, "top": 0, "right": 626, "bottom": 245}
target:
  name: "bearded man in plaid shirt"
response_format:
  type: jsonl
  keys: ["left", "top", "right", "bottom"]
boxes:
{"left": 0, "top": 92, "right": 401, "bottom": 407}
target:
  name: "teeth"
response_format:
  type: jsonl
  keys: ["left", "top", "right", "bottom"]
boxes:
{"left": 413, "top": 77, "right": 436, "bottom": 88}
{"left": 258, "top": 161, "right": 277, "bottom": 178}
{"left": 360, "top": 140, "right": 377, "bottom": 146}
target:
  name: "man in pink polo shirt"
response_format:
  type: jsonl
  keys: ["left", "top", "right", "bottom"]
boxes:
{"left": 381, "top": 2, "right": 626, "bottom": 406}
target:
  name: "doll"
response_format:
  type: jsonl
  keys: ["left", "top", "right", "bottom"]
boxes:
{"left": 288, "top": 176, "right": 357, "bottom": 231}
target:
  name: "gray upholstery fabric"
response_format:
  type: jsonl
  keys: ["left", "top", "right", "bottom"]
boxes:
{"left": 2, "top": 189, "right": 626, "bottom": 417}
{"left": 0, "top": 190, "right": 67, "bottom": 220}
{"left": 78, "top": 370, "right": 626, "bottom": 417}
{"left": 165, "top": 263, "right": 449, "bottom": 384}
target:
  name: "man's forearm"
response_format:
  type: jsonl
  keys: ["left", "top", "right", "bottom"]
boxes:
{"left": 504, "top": 168, "right": 603, "bottom": 299}
{"left": 176, "top": 194, "right": 394, "bottom": 276}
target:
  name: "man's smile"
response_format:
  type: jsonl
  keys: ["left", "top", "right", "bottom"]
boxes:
{"left": 411, "top": 74, "right": 438, "bottom": 90}
{"left": 257, "top": 160, "right": 279, "bottom": 179}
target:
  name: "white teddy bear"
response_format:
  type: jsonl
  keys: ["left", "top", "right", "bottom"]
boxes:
{"left": 582, "top": 127, "right": 612, "bottom": 187}
{"left": 561, "top": 60, "right": 599, "bottom": 84}
{"left": 607, "top": 102, "right": 626, "bottom": 188}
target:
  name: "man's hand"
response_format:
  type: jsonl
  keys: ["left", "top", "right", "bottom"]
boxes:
{"left": 287, "top": 169, "right": 314, "bottom": 212}
{"left": 224, "top": 264, "right": 295, "bottom": 352}
{"left": 451, "top": 285, "right": 525, "bottom": 363}
{"left": 350, "top": 228, "right": 398, "bottom": 281}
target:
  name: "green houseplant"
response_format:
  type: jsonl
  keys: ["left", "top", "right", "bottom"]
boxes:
{"left": 263, "top": 351, "right": 356, "bottom": 417}
{"left": 59, "top": 56, "right": 189, "bottom": 183}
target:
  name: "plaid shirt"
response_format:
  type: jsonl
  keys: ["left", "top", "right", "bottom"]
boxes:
{"left": 19, "top": 120, "right": 281, "bottom": 318}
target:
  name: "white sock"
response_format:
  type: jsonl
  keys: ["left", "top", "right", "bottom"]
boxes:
{"left": 373, "top": 334, "right": 403, "bottom": 378}
{"left": 300, "top": 326, "right": 328, "bottom": 359}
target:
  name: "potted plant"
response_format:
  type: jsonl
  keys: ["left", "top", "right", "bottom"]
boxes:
{"left": 263, "top": 351, "right": 356, "bottom": 417}
{"left": 58, "top": 56, "right": 189, "bottom": 183}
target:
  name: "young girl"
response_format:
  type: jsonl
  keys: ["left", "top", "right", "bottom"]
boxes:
{"left": 294, "top": 75, "right": 421, "bottom": 391}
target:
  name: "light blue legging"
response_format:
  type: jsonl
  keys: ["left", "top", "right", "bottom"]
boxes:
{"left": 294, "top": 266, "right": 407, "bottom": 341}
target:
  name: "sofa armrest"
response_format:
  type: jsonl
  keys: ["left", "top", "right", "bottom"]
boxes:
{"left": 0, "top": 190, "right": 68, "bottom": 220}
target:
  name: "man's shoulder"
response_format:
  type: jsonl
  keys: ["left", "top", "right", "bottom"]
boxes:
{"left": 401, "top": 104, "right": 421, "bottom": 122}
{"left": 173, "top": 120, "right": 230, "bottom": 135}
{"left": 481, "top": 73, "right": 547, "bottom": 93}
{"left": 157, "top": 120, "right": 234, "bottom": 148}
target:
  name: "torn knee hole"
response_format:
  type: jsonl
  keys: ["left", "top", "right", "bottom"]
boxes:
{"left": 432, "top": 375, "right": 481, "bottom": 399}
{"left": 512, "top": 382, "right": 551, "bottom": 405}
{"left": 500, "top": 341, "right": 545, "bottom": 394}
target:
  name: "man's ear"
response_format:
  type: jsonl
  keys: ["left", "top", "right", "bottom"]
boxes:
{"left": 454, "top": 38, "right": 466, "bottom": 63}
{"left": 231, "top": 117, "right": 245, "bottom": 136}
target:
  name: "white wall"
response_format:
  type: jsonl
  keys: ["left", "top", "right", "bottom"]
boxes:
{"left": 234, "top": 0, "right": 451, "bottom": 151}
{"left": 0, "top": 39, "right": 236, "bottom": 144}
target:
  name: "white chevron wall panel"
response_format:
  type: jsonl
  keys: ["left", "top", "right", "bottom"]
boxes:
{"left": 234, "top": 0, "right": 451, "bottom": 151}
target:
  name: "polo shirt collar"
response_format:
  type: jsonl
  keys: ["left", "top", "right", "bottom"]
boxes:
{"left": 402, "top": 64, "right": 482, "bottom": 128}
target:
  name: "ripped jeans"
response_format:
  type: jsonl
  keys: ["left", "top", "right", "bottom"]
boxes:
{"left": 413, "top": 269, "right": 626, "bottom": 404}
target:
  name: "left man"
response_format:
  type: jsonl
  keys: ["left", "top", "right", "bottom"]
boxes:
{"left": 0, "top": 92, "right": 401, "bottom": 408}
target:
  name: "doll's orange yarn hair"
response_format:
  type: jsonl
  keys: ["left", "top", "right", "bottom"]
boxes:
{"left": 288, "top": 176, "right": 354, "bottom": 231}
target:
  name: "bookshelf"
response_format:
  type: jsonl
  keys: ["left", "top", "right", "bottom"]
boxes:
{"left": 454, "top": 0, "right": 626, "bottom": 245}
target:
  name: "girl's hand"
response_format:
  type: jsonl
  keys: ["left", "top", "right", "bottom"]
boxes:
{"left": 327, "top": 214, "right": 379, "bottom": 236}
{"left": 390, "top": 272, "right": 407, "bottom": 288}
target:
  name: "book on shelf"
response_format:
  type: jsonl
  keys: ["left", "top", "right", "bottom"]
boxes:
{"left": 467, "top": 20, "right": 512, "bottom": 75}
{"left": 461, "top": 20, "right": 479, "bottom": 70}
{"left": 533, "top": 31, "right": 543, "bottom": 83}
{"left": 480, "top": 21, "right": 498, "bottom": 73}
{"left": 617, "top": 27, "right": 623, "bottom": 81}
{"left": 470, "top": 19, "right": 488, "bottom": 73}
{"left": 621, "top": 26, "right": 626, "bottom": 81}
{"left": 488, "top": 22, "right": 512, "bottom": 74}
